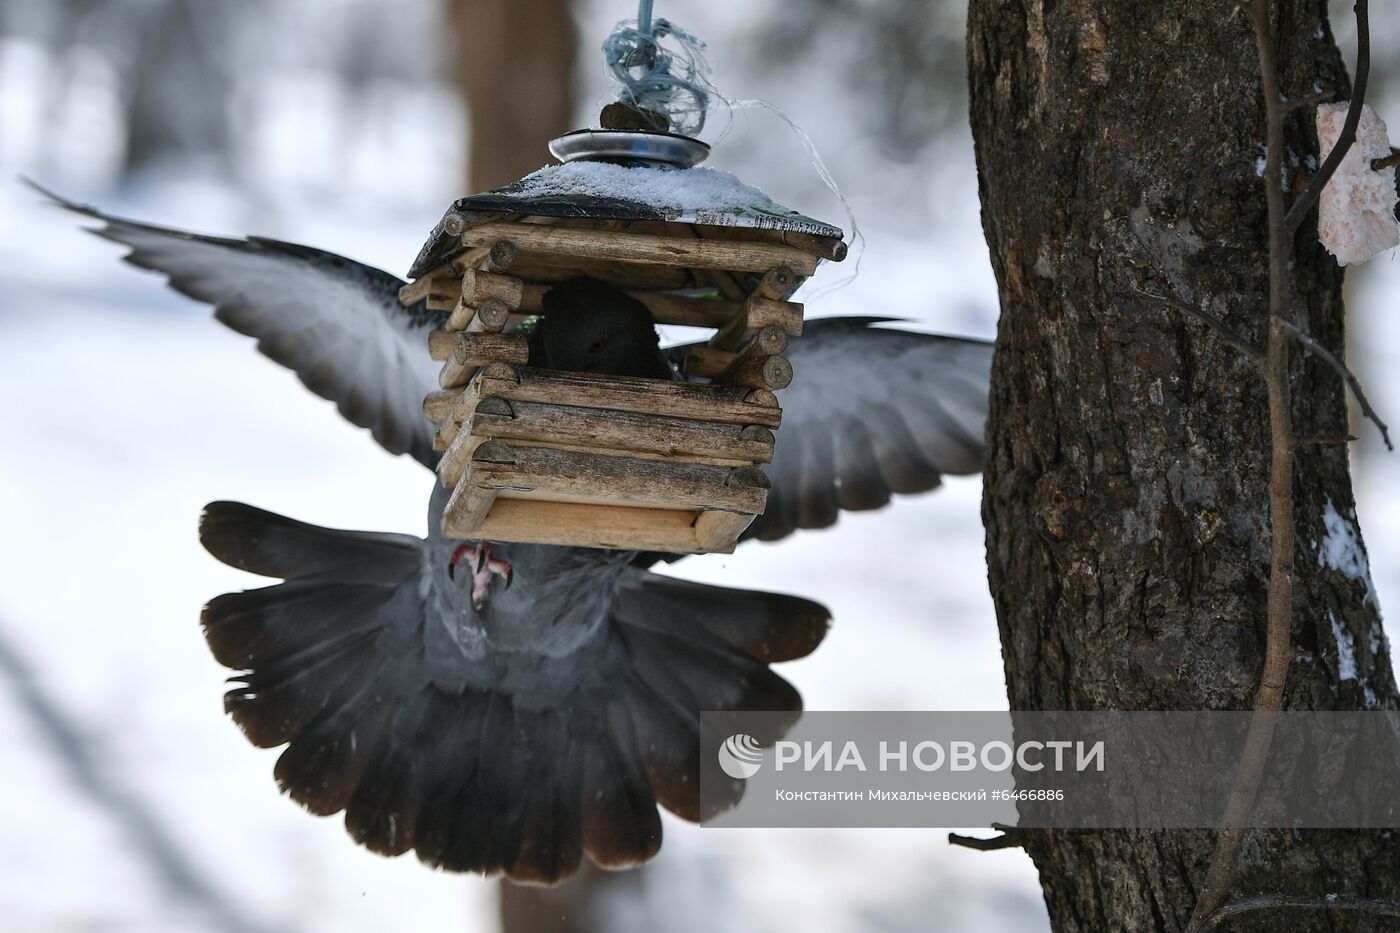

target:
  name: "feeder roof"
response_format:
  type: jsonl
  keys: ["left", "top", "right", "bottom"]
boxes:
{"left": 408, "top": 162, "right": 845, "bottom": 279}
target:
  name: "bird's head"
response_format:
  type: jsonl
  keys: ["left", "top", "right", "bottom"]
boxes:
{"left": 539, "top": 276, "right": 664, "bottom": 378}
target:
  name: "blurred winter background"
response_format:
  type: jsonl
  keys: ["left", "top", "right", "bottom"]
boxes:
{"left": 0, "top": 1, "right": 1395, "bottom": 931}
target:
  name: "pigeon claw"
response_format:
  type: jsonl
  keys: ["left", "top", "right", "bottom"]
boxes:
{"left": 448, "top": 542, "right": 512, "bottom": 608}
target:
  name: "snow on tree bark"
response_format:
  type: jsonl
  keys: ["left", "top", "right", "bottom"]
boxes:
{"left": 967, "top": 2, "right": 1400, "bottom": 930}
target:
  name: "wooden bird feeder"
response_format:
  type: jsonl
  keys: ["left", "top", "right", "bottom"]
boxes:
{"left": 403, "top": 127, "right": 845, "bottom": 554}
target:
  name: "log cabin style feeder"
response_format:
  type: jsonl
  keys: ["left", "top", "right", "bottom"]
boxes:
{"left": 403, "top": 122, "right": 846, "bottom": 554}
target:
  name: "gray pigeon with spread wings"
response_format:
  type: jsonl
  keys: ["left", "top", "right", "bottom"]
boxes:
{"left": 38, "top": 184, "right": 992, "bottom": 883}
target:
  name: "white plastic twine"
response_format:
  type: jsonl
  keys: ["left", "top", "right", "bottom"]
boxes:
{"left": 601, "top": 10, "right": 712, "bottom": 137}
{"left": 600, "top": 3, "right": 864, "bottom": 294}
{"left": 719, "top": 96, "right": 865, "bottom": 298}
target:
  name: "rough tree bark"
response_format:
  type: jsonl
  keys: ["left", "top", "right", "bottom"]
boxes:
{"left": 969, "top": 2, "right": 1400, "bottom": 930}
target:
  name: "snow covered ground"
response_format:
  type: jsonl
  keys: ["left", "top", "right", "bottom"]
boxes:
{"left": 3, "top": 3, "right": 1399, "bottom": 931}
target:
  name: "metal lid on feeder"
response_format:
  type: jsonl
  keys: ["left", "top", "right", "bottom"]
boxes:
{"left": 407, "top": 121, "right": 845, "bottom": 280}
{"left": 549, "top": 128, "right": 711, "bottom": 169}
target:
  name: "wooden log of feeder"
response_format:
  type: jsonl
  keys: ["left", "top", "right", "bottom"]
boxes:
{"left": 716, "top": 326, "right": 789, "bottom": 377}
{"left": 423, "top": 388, "right": 458, "bottom": 424}
{"left": 475, "top": 240, "right": 518, "bottom": 274}
{"left": 399, "top": 241, "right": 518, "bottom": 307}
{"left": 780, "top": 232, "right": 847, "bottom": 263}
{"left": 450, "top": 440, "right": 772, "bottom": 515}
{"left": 508, "top": 252, "right": 693, "bottom": 292}
{"left": 427, "top": 330, "right": 455, "bottom": 361}
{"left": 692, "top": 509, "right": 759, "bottom": 552}
{"left": 439, "top": 431, "right": 767, "bottom": 487}
{"left": 469, "top": 396, "right": 775, "bottom": 463}
{"left": 744, "top": 388, "right": 780, "bottom": 408}
{"left": 441, "top": 440, "right": 769, "bottom": 546}
{"left": 467, "top": 363, "right": 782, "bottom": 427}
{"left": 438, "top": 424, "right": 487, "bottom": 487}
{"left": 447, "top": 296, "right": 513, "bottom": 334}
{"left": 438, "top": 399, "right": 775, "bottom": 487}
{"left": 754, "top": 265, "right": 802, "bottom": 301}
{"left": 683, "top": 345, "right": 736, "bottom": 380}
{"left": 685, "top": 327, "right": 793, "bottom": 388}
{"left": 438, "top": 333, "right": 530, "bottom": 389}
{"left": 465, "top": 499, "right": 756, "bottom": 554}
{"left": 430, "top": 329, "right": 531, "bottom": 365}
{"left": 711, "top": 294, "right": 804, "bottom": 350}
{"left": 442, "top": 477, "right": 498, "bottom": 539}
{"left": 460, "top": 269, "right": 524, "bottom": 308}
{"left": 515, "top": 283, "right": 739, "bottom": 329}
{"left": 460, "top": 222, "right": 820, "bottom": 276}
{"left": 433, "top": 370, "right": 783, "bottom": 439}
{"left": 448, "top": 239, "right": 518, "bottom": 276}
{"left": 726, "top": 355, "right": 793, "bottom": 391}
{"left": 399, "top": 272, "right": 461, "bottom": 310}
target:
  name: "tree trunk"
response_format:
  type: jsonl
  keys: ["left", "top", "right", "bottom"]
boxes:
{"left": 499, "top": 862, "right": 643, "bottom": 933}
{"left": 438, "top": 5, "right": 620, "bottom": 930}
{"left": 969, "top": 1, "right": 1400, "bottom": 929}
{"left": 121, "top": 0, "right": 231, "bottom": 177}
{"left": 446, "top": 0, "right": 578, "bottom": 193}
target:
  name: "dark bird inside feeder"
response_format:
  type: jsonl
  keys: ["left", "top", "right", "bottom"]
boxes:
{"left": 533, "top": 276, "right": 674, "bottom": 380}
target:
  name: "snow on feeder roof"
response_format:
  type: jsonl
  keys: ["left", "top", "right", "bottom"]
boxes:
{"left": 402, "top": 123, "right": 846, "bottom": 554}
{"left": 409, "top": 157, "right": 845, "bottom": 280}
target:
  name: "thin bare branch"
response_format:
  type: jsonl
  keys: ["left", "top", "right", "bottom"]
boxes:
{"left": 1372, "top": 151, "right": 1400, "bottom": 171}
{"left": 1189, "top": 0, "right": 1302, "bottom": 926}
{"left": 948, "top": 828, "right": 1025, "bottom": 851}
{"left": 1292, "top": 434, "right": 1358, "bottom": 448}
{"left": 1203, "top": 894, "right": 1400, "bottom": 929}
{"left": 1277, "top": 318, "right": 1394, "bottom": 450}
{"left": 1122, "top": 289, "right": 1264, "bottom": 362}
{"left": 1283, "top": 0, "right": 1370, "bottom": 232}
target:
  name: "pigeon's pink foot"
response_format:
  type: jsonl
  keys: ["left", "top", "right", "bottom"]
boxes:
{"left": 448, "top": 542, "right": 513, "bottom": 608}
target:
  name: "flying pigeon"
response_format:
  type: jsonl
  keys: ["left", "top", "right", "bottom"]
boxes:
{"left": 36, "top": 184, "right": 994, "bottom": 883}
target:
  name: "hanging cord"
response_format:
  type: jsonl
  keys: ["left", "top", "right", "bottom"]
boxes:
{"left": 601, "top": 4, "right": 712, "bottom": 136}
{"left": 600, "top": 4, "right": 863, "bottom": 294}
{"left": 731, "top": 97, "right": 864, "bottom": 297}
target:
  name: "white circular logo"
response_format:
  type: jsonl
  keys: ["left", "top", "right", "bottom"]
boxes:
{"left": 718, "top": 733, "right": 764, "bottom": 779}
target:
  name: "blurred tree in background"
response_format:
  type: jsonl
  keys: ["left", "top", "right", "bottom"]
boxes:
{"left": 447, "top": 0, "right": 577, "bottom": 191}
{"left": 1, "top": 0, "right": 234, "bottom": 177}
{"left": 118, "top": 0, "right": 234, "bottom": 175}
{"left": 749, "top": 0, "right": 966, "bottom": 160}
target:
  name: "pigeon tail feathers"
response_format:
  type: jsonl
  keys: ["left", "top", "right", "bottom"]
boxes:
{"left": 197, "top": 501, "right": 828, "bottom": 882}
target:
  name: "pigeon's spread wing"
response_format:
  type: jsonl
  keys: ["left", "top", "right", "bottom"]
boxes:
{"left": 748, "top": 318, "right": 994, "bottom": 542}
{"left": 36, "top": 184, "right": 444, "bottom": 467}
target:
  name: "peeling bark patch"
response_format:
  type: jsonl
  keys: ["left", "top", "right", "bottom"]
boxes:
{"left": 1026, "top": 0, "right": 1050, "bottom": 116}
{"left": 1077, "top": 14, "right": 1110, "bottom": 86}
